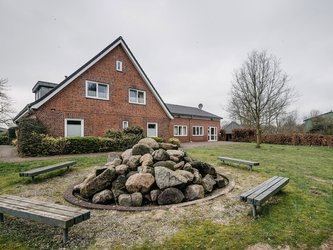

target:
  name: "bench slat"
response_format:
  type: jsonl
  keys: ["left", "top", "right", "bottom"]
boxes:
{"left": 19, "top": 161, "right": 76, "bottom": 177}
{"left": 218, "top": 157, "right": 259, "bottom": 166}
{"left": 253, "top": 178, "right": 289, "bottom": 205}
{"left": 246, "top": 176, "right": 285, "bottom": 204}
{"left": 0, "top": 196, "right": 86, "bottom": 221}
{"left": 240, "top": 176, "right": 280, "bottom": 201}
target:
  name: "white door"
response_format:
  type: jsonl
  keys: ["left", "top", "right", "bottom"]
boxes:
{"left": 208, "top": 127, "right": 217, "bottom": 141}
{"left": 147, "top": 123, "right": 158, "bottom": 137}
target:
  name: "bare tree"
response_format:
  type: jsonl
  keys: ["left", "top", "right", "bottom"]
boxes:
{"left": 227, "top": 50, "right": 295, "bottom": 147}
{"left": 0, "top": 78, "right": 14, "bottom": 126}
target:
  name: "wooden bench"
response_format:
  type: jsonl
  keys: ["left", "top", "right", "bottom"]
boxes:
{"left": 0, "top": 195, "right": 90, "bottom": 243}
{"left": 218, "top": 156, "right": 259, "bottom": 171}
{"left": 19, "top": 161, "right": 76, "bottom": 181}
{"left": 240, "top": 176, "right": 289, "bottom": 217}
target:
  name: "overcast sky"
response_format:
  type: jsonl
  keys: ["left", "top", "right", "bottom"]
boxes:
{"left": 1, "top": 0, "right": 332, "bottom": 123}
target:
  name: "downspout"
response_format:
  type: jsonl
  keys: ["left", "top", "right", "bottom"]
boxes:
{"left": 189, "top": 116, "right": 192, "bottom": 142}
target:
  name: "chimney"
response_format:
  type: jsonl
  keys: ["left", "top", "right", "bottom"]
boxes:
{"left": 198, "top": 103, "right": 203, "bottom": 110}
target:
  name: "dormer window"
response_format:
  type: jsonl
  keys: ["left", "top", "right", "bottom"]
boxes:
{"left": 86, "top": 80, "right": 109, "bottom": 100}
{"left": 116, "top": 60, "right": 123, "bottom": 72}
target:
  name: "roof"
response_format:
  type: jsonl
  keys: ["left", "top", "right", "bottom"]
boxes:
{"left": 223, "top": 121, "right": 241, "bottom": 134}
{"left": 166, "top": 103, "right": 222, "bottom": 120}
{"left": 32, "top": 81, "right": 58, "bottom": 93}
{"left": 14, "top": 36, "right": 174, "bottom": 122}
{"left": 303, "top": 111, "right": 333, "bottom": 122}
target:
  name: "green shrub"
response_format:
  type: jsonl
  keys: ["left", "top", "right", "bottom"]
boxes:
{"left": 17, "top": 118, "right": 47, "bottom": 156}
{"left": 168, "top": 137, "right": 181, "bottom": 147}
{"left": 0, "top": 132, "right": 8, "bottom": 145}
{"left": 123, "top": 126, "right": 144, "bottom": 136}
{"left": 104, "top": 129, "right": 123, "bottom": 139}
{"left": 232, "top": 128, "right": 256, "bottom": 142}
{"left": 8, "top": 127, "right": 16, "bottom": 144}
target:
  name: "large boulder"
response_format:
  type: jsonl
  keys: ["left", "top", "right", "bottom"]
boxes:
{"left": 118, "top": 192, "right": 143, "bottom": 207}
{"left": 127, "top": 155, "right": 141, "bottom": 169}
{"left": 157, "top": 187, "right": 184, "bottom": 205}
{"left": 190, "top": 161, "right": 217, "bottom": 177}
{"left": 95, "top": 166, "right": 107, "bottom": 176}
{"left": 140, "top": 153, "right": 154, "bottom": 166}
{"left": 121, "top": 149, "right": 132, "bottom": 164}
{"left": 192, "top": 168, "right": 203, "bottom": 184}
{"left": 153, "top": 160, "right": 176, "bottom": 170}
{"left": 107, "top": 152, "right": 121, "bottom": 163}
{"left": 201, "top": 174, "right": 216, "bottom": 192}
{"left": 150, "top": 189, "right": 161, "bottom": 202}
{"left": 80, "top": 168, "right": 116, "bottom": 198}
{"left": 125, "top": 173, "right": 155, "bottom": 193}
{"left": 112, "top": 175, "right": 127, "bottom": 199}
{"left": 175, "top": 170, "right": 194, "bottom": 183}
{"left": 159, "top": 143, "right": 178, "bottom": 150}
{"left": 215, "top": 175, "right": 227, "bottom": 188}
{"left": 132, "top": 144, "right": 154, "bottom": 156}
{"left": 184, "top": 184, "right": 205, "bottom": 201}
{"left": 174, "top": 161, "right": 185, "bottom": 170}
{"left": 138, "top": 138, "right": 159, "bottom": 150}
{"left": 152, "top": 149, "right": 170, "bottom": 161}
{"left": 154, "top": 167, "right": 188, "bottom": 189}
{"left": 73, "top": 173, "right": 95, "bottom": 193}
{"left": 92, "top": 189, "right": 113, "bottom": 204}
{"left": 167, "top": 150, "right": 185, "bottom": 159}
{"left": 115, "top": 164, "right": 129, "bottom": 175}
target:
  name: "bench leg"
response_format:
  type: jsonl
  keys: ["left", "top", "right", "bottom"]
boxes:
{"left": 0, "top": 213, "right": 4, "bottom": 222}
{"left": 63, "top": 228, "right": 69, "bottom": 243}
{"left": 252, "top": 204, "right": 257, "bottom": 217}
{"left": 31, "top": 176, "right": 35, "bottom": 182}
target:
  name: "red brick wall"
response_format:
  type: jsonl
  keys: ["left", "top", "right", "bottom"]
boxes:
{"left": 170, "top": 117, "right": 221, "bottom": 142}
{"left": 34, "top": 45, "right": 171, "bottom": 138}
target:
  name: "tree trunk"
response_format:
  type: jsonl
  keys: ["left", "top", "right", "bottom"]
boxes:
{"left": 256, "top": 123, "right": 261, "bottom": 148}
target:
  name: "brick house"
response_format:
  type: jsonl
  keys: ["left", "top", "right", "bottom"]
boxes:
{"left": 14, "top": 37, "right": 221, "bottom": 142}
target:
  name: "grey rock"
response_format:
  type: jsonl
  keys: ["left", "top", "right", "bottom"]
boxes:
{"left": 154, "top": 167, "right": 188, "bottom": 189}
{"left": 137, "top": 165, "right": 154, "bottom": 175}
{"left": 169, "top": 155, "right": 180, "bottom": 163}
{"left": 167, "top": 149, "right": 185, "bottom": 159}
{"left": 185, "top": 184, "right": 205, "bottom": 201}
{"left": 175, "top": 170, "right": 194, "bottom": 183}
{"left": 215, "top": 175, "right": 227, "bottom": 188}
{"left": 105, "top": 157, "right": 122, "bottom": 168}
{"left": 190, "top": 161, "right": 217, "bottom": 177}
{"left": 126, "top": 171, "right": 138, "bottom": 179}
{"left": 150, "top": 189, "right": 162, "bottom": 202}
{"left": 121, "top": 149, "right": 132, "bottom": 164}
{"left": 159, "top": 142, "right": 178, "bottom": 150}
{"left": 112, "top": 175, "right": 127, "bottom": 199}
{"left": 184, "top": 156, "right": 193, "bottom": 163}
{"left": 192, "top": 168, "right": 203, "bottom": 184}
{"left": 80, "top": 168, "right": 116, "bottom": 198}
{"left": 157, "top": 187, "right": 184, "bottom": 205}
{"left": 131, "top": 192, "right": 143, "bottom": 206}
{"left": 174, "top": 161, "right": 185, "bottom": 170}
{"left": 140, "top": 153, "right": 154, "bottom": 166}
{"left": 118, "top": 194, "right": 132, "bottom": 207}
{"left": 132, "top": 143, "right": 154, "bottom": 156}
{"left": 152, "top": 149, "right": 170, "bottom": 161}
{"left": 107, "top": 152, "right": 121, "bottom": 163}
{"left": 153, "top": 160, "right": 176, "bottom": 170}
{"left": 127, "top": 155, "right": 141, "bottom": 170}
{"left": 202, "top": 174, "right": 216, "bottom": 192}
{"left": 125, "top": 173, "right": 155, "bottom": 193}
{"left": 92, "top": 189, "right": 113, "bottom": 204}
{"left": 73, "top": 173, "right": 95, "bottom": 193}
{"left": 115, "top": 164, "right": 129, "bottom": 175}
{"left": 183, "top": 163, "right": 194, "bottom": 172}
{"left": 138, "top": 138, "right": 159, "bottom": 150}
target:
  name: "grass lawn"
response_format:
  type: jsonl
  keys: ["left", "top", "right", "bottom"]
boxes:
{"left": 0, "top": 144, "right": 332, "bottom": 249}
{"left": 137, "top": 143, "right": 333, "bottom": 249}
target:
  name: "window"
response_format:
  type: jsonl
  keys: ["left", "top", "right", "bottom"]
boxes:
{"left": 65, "top": 119, "right": 84, "bottom": 137}
{"left": 192, "top": 126, "right": 203, "bottom": 136}
{"left": 116, "top": 60, "right": 123, "bottom": 72}
{"left": 122, "top": 121, "right": 129, "bottom": 129}
{"left": 86, "top": 80, "right": 109, "bottom": 100}
{"left": 174, "top": 125, "right": 187, "bottom": 136}
{"left": 147, "top": 123, "right": 158, "bottom": 137}
{"left": 129, "top": 89, "right": 146, "bottom": 104}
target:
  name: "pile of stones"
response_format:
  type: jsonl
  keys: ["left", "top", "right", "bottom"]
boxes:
{"left": 73, "top": 138, "right": 227, "bottom": 207}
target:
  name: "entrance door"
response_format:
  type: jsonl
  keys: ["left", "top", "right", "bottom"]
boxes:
{"left": 208, "top": 127, "right": 217, "bottom": 141}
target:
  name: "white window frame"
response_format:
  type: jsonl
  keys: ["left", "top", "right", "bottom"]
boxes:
{"left": 122, "top": 121, "right": 129, "bottom": 129}
{"left": 174, "top": 125, "right": 187, "bottom": 136}
{"left": 208, "top": 126, "right": 217, "bottom": 141}
{"left": 129, "top": 88, "right": 146, "bottom": 105}
{"left": 116, "top": 60, "right": 123, "bottom": 72}
{"left": 192, "top": 126, "right": 204, "bottom": 136}
{"left": 147, "top": 123, "right": 158, "bottom": 137}
{"left": 64, "top": 118, "right": 84, "bottom": 137}
{"left": 85, "top": 80, "right": 109, "bottom": 100}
